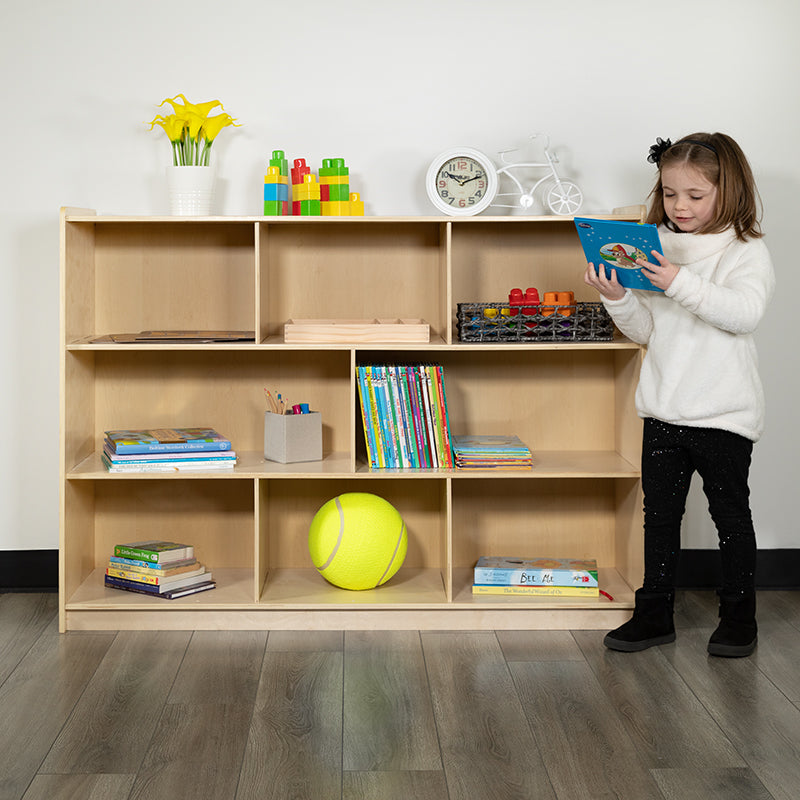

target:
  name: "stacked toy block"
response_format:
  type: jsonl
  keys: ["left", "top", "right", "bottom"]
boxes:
{"left": 320, "top": 158, "right": 349, "bottom": 215}
{"left": 263, "top": 150, "right": 289, "bottom": 215}
{"left": 264, "top": 151, "right": 365, "bottom": 216}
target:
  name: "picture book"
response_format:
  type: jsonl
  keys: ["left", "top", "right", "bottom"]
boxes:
{"left": 474, "top": 556, "right": 598, "bottom": 588}
{"left": 113, "top": 541, "right": 195, "bottom": 564}
{"left": 451, "top": 434, "right": 533, "bottom": 470}
{"left": 574, "top": 217, "right": 664, "bottom": 292}
{"left": 471, "top": 584, "right": 599, "bottom": 597}
{"left": 104, "top": 428, "right": 232, "bottom": 454}
{"left": 105, "top": 564, "right": 208, "bottom": 586}
{"left": 472, "top": 584, "right": 600, "bottom": 597}
{"left": 101, "top": 454, "right": 236, "bottom": 473}
{"left": 102, "top": 443, "right": 237, "bottom": 463}
{"left": 356, "top": 363, "right": 453, "bottom": 470}
{"left": 104, "top": 574, "right": 217, "bottom": 599}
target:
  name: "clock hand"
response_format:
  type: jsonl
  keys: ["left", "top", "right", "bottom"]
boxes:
{"left": 444, "top": 171, "right": 468, "bottom": 186}
{"left": 462, "top": 172, "right": 485, "bottom": 184}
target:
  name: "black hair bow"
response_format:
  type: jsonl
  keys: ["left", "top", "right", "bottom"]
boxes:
{"left": 647, "top": 137, "right": 672, "bottom": 165}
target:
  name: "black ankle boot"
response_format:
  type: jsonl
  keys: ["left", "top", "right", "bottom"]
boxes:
{"left": 604, "top": 589, "right": 676, "bottom": 652}
{"left": 707, "top": 591, "right": 757, "bottom": 657}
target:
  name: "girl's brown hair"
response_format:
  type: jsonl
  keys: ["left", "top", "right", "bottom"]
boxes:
{"left": 646, "top": 132, "right": 763, "bottom": 241}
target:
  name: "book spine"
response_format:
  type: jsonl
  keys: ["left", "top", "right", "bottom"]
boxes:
{"left": 473, "top": 568, "right": 599, "bottom": 588}
{"left": 104, "top": 574, "right": 162, "bottom": 595}
{"left": 106, "top": 566, "right": 162, "bottom": 585}
{"left": 108, "top": 557, "right": 199, "bottom": 574}
{"left": 418, "top": 364, "right": 439, "bottom": 469}
{"left": 375, "top": 366, "right": 399, "bottom": 468}
{"left": 405, "top": 365, "right": 429, "bottom": 469}
{"left": 425, "top": 365, "right": 448, "bottom": 469}
{"left": 356, "top": 366, "right": 379, "bottom": 469}
{"left": 393, "top": 365, "right": 418, "bottom": 468}
{"left": 471, "top": 584, "right": 599, "bottom": 597}
{"left": 365, "top": 366, "right": 386, "bottom": 468}
{"left": 435, "top": 365, "right": 454, "bottom": 468}
{"left": 102, "top": 456, "right": 235, "bottom": 472}
{"left": 107, "top": 439, "right": 232, "bottom": 455}
{"left": 113, "top": 545, "right": 193, "bottom": 563}
{"left": 385, "top": 365, "right": 410, "bottom": 468}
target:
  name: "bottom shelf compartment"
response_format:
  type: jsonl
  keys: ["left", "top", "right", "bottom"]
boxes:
{"left": 62, "top": 565, "right": 634, "bottom": 631}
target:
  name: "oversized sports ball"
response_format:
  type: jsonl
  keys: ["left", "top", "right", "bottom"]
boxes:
{"left": 308, "top": 492, "right": 407, "bottom": 590}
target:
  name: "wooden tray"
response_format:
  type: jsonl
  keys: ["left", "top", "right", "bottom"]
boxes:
{"left": 284, "top": 318, "right": 430, "bottom": 343}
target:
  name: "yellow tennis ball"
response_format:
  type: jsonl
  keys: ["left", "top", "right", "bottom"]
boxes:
{"left": 308, "top": 492, "right": 407, "bottom": 590}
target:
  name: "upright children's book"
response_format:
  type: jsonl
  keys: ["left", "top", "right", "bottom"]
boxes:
{"left": 574, "top": 218, "right": 664, "bottom": 292}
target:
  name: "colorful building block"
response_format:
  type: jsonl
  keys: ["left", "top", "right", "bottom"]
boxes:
{"left": 263, "top": 164, "right": 289, "bottom": 215}
{"left": 348, "top": 192, "right": 364, "bottom": 215}
{"left": 320, "top": 158, "right": 350, "bottom": 214}
{"left": 269, "top": 149, "right": 289, "bottom": 177}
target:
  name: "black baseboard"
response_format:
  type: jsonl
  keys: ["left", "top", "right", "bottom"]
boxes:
{"left": 1, "top": 550, "right": 59, "bottom": 592}
{"left": 676, "top": 548, "right": 799, "bottom": 590}
{"left": 1, "top": 548, "right": 798, "bottom": 593}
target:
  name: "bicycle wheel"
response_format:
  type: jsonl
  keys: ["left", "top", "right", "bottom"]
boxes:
{"left": 546, "top": 181, "right": 583, "bottom": 215}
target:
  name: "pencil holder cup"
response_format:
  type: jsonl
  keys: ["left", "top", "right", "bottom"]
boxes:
{"left": 264, "top": 411, "right": 322, "bottom": 463}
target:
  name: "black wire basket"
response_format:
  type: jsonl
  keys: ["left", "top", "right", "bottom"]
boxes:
{"left": 457, "top": 301, "right": 614, "bottom": 342}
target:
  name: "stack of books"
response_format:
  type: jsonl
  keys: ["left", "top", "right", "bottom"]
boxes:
{"left": 472, "top": 556, "right": 599, "bottom": 597}
{"left": 451, "top": 434, "right": 533, "bottom": 470}
{"left": 104, "top": 540, "right": 216, "bottom": 598}
{"left": 102, "top": 427, "right": 236, "bottom": 473}
{"left": 356, "top": 363, "right": 453, "bottom": 469}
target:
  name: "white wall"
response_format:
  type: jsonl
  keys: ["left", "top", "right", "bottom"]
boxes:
{"left": 2, "top": 0, "right": 798, "bottom": 551}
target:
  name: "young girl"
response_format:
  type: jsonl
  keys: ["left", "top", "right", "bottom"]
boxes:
{"left": 584, "top": 132, "right": 775, "bottom": 657}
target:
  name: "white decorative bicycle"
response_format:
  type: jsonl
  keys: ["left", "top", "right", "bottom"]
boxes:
{"left": 426, "top": 135, "right": 584, "bottom": 216}
{"left": 490, "top": 133, "right": 583, "bottom": 215}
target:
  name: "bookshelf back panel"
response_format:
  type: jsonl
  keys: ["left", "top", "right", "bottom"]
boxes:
{"left": 451, "top": 221, "right": 597, "bottom": 305}
{"left": 451, "top": 478, "right": 620, "bottom": 568}
{"left": 358, "top": 349, "right": 635, "bottom": 452}
{"left": 91, "top": 479, "right": 255, "bottom": 569}
{"left": 63, "top": 222, "right": 97, "bottom": 344}
{"left": 91, "top": 349, "right": 352, "bottom": 455}
{"left": 91, "top": 223, "right": 255, "bottom": 335}
{"left": 263, "top": 478, "right": 448, "bottom": 570}
{"left": 263, "top": 223, "right": 446, "bottom": 338}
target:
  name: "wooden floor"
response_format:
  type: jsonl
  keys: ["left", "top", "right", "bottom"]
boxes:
{"left": 1, "top": 591, "right": 799, "bottom": 800}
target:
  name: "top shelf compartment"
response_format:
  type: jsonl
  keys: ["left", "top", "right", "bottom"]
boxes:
{"left": 61, "top": 211, "right": 642, "bottom": 347}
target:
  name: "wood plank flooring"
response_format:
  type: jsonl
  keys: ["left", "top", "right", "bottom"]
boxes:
{"left": 0, "top": 590, "right": 798, "bottom": 800}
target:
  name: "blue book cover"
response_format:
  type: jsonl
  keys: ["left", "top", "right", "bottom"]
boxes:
{"left": 105, "top": 427, "right": 232, "bottom": 454}
{"left": 474, "top": 556, "right": 598, "bottom": 588}
{"left": 574, "top": 217, "right": 664, "bottom": 292}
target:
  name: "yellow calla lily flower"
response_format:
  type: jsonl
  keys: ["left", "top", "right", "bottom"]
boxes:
{"left": 146, "top": 114, "right": 186, "bottom": 143}
{"left": 159, "top": 94, "right": 226, "bottom": 119}
{"left": 147, "top": 95, "right": 240, "bottom": 166}
{"left": 202, "top": 113, "right": 241, "bottom": 142}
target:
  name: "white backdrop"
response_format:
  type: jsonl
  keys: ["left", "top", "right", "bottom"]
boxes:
{"left": 2, "top": 0, "right": 798, "bottom": 550}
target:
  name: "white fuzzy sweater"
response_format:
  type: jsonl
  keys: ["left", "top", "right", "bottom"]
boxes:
{"left": 601, "top": 227, "right": 775, "bottom": 441}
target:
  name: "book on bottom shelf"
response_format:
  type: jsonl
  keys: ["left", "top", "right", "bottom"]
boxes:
{"left": 472, "top": 584, "right": 599, "bottom": 597}
{"left": 473, "top": 556, "right": 599, "bottom": 589}
{"left": 104, "top": 574, "right": 217, "bottom": 599}
{"left": 113, "top": 541, "right": 195, "bottom": 564}
{"left": 105, "top": 564, "right": 208, "bottom": 587}
{"left": 106, "top": 540, "right": 216, "bottom": 599}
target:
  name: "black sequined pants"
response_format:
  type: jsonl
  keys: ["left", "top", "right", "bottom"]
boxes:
{"left": 641, "top": 418, "right": 756, "bottom": 596}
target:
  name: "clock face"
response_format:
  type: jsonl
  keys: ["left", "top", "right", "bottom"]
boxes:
{"left": 426, "top": 148, "right": 497, "bottom": 215}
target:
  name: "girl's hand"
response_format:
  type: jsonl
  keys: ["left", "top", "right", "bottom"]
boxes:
{"left": 584, "top": 263, "right": 625, "bottom": 301}
{"left": 639, "top": 250, "right": 679, "bottom": 291}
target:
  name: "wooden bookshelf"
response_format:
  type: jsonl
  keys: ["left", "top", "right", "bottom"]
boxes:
{"left": 59, "top": 211, "right": 644, "bottom": 631}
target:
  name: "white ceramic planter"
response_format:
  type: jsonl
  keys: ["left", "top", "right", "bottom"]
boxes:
{"left": 166, "top": 165, "right": 215, "bottom": 215}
